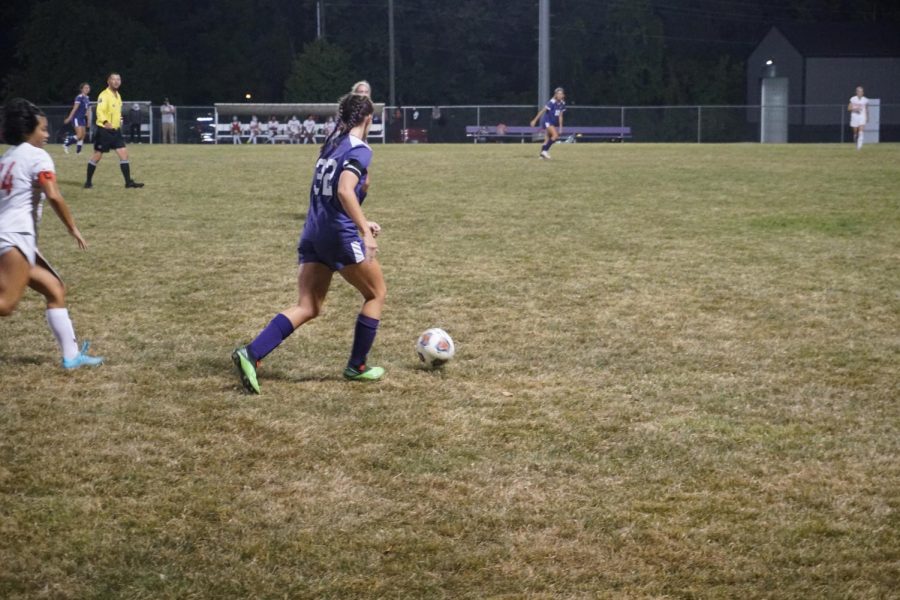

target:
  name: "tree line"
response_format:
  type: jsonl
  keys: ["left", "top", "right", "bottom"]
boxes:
{"left": 1, "top": 0, "right": 896, "bottom": 107}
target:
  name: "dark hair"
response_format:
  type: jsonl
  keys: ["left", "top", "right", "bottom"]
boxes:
{"left": 1, "top": 98, "right": 45, "bottom": 145}
{"left": 321, "top": 93, "right": 374, "bottom": 155}
{"left": 79, "top": 82, "right": 90, "bottom": 91}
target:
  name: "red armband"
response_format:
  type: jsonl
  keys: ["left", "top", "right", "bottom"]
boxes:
{"left": 38, "top": 171, "right": 56, "bottom": 184}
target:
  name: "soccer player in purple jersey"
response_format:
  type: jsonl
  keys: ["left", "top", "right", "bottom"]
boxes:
{"left": 232, "top": 93, "right": 386, "bottom": 393}
{"left": 63, "top": 83, "right": 92, "bottom": 154}
{"left": 531, "top": 87, "right": 566, "bottom": 159}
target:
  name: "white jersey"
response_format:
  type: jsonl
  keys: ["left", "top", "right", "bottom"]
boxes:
{"left": 303, "top": 119, "right": 316, "bottom": 133}
{"left": 0, "top": 142, "right": 53, "bottom": 237}
{"left": 288, "top": 118, "right": 301, "bottom": 133}
{"left": 849, "top": 95, "right": 869, "bottom": 114}
{"left": 849, "top": 95, "right": 868, "bottom": 127}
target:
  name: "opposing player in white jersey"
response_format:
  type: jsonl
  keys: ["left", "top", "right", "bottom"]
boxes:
{"left": 0, "top": 98, "right": 104, "bottom": 369}
{"left": 847, "top": 86, "right": 869, "bottom": 150}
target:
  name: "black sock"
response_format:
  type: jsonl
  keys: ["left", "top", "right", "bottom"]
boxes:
{"left": 86, "top": 161, "right": 96, "bottom": 184}
{"left": 120, "top": 161, "right": 131, "bottom": 183}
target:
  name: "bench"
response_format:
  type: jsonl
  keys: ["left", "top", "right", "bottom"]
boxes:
{"left": 213, "top": 122, "right": 385, "bottom": 144}
{"left": 465, "top": 125, "right": 631, "bottom": 143}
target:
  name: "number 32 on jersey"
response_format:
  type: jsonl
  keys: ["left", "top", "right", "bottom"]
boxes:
{"left": 312, "top": 158, "right": 338, "bottom": 198}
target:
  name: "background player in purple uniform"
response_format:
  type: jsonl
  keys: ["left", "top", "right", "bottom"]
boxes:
{"left": 232, "top": 93, "right": 386, "bottom": 393}
{"left": 530, "top": 87, "right": 566, "bottom": 159}
{"left": 62, "top": 83, "right": 92, "bottom": 154}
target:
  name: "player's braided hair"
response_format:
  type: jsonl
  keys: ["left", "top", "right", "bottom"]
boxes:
{"left": 321, "top": 93, "right": 374, "bottom": 156}
{"left": 0, "top": 98, "right": 45, "bottom": 145}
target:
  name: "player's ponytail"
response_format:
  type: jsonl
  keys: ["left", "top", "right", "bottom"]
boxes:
{"left": 320, "top": 93, "right": 374, "bottom": 156}
{"left": 0, "top": 98, "right": 45, "bottom": 145}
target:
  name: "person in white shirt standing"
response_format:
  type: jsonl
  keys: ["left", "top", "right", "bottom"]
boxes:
{"left": 0, "top": 98, "right": 104, "bottom": 369}
{"left": 160, "top": 98, "right": 176, "bottom": 143}
{"left": 847, "top": 86, "right": 869, "bottom": 150}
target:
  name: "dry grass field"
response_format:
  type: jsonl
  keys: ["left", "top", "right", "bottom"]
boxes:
{"left": 1, "top": 141, "right": 898, "bottom": 598}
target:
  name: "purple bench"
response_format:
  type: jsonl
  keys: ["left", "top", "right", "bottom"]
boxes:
{"left": 465, "top": 125, "right": 632, "bottom": 143}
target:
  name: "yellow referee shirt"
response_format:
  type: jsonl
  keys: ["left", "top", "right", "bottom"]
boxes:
{"left": 96, "top": 87, "right": 123, "bottom": 130}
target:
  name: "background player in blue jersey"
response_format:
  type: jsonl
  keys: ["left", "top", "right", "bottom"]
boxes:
{"left": 62, "top": 83, "right": 92, "bottom": 154}
{"left": 530, "top": 87, "right": 566, "bottom": 159}
{"left": 232, "top": 93, "right": 386, "bottom": 393}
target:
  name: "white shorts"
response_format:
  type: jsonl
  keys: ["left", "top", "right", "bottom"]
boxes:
{"left": 0, "top": 232, "right": 37, "bottom": 266}
{"left": 850, "top": 113, "right": 866, "bottom": 128}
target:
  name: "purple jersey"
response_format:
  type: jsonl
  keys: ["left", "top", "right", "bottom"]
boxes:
{"left": 542, "top": 98, "right": 566, "bottom": 127}
{"left": 73, "top": 94, "right": 90, "bottom": 120}
{"left": 298, "top": 134, "right": 372, "bottom": 269}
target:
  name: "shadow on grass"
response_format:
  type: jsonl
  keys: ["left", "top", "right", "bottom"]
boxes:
{"left": 0, "top": 354, "right": 48, "bottom": 366}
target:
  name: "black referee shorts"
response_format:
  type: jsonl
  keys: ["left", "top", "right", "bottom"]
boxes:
{"left": 93, "top": 127, "right": 127, "bottom": 153}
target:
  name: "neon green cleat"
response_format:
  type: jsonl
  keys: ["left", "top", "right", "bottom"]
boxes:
{"left": 232, "top": 346, "right": 260, "bottom": 394}
{"left": 343, "top": 364, "right": 385, "bottom": 382}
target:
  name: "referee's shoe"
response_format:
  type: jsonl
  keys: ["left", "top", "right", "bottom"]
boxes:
{"left": 125, "top": 180, "right": 145, "bottom": 188}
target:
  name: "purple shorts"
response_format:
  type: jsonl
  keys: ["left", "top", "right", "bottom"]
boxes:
{"left": 298, "top": 233, "right": 366, "bottom": 271}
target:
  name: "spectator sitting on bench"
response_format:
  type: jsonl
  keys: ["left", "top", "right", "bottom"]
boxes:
{"left": 302, "top": 115, "right": 316, "bottom": 144}
{"left": 267, "top": 116, "right": 279, "bottom": 144}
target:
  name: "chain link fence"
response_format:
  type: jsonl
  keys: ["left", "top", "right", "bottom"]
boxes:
{"left": 36, "top": 103, "right": 899, "bottom": 145}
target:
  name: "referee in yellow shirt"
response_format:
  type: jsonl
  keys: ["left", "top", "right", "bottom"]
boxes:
{"left": 84, "top": 73, "right": 144, "bottom": 189}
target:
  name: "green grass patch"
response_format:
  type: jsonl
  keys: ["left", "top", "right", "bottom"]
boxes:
{"left": 1, "top": 142, "right": 898, "bottom": 598}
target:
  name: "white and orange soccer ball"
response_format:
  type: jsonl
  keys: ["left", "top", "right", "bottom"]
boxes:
{"left": 415, "top": 328, "right": 455, "bottom": 368}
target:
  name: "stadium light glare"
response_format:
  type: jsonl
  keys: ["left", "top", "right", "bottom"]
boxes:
{"left": 765, "top": 59, "right": 774, "bottom": 65}
{"left": 245, "top": 93, "right": 252, "bottom": 100}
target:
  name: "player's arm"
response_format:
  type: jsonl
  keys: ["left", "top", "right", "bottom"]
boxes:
{"left": 63, "top": 101, "right": 79, "bottom": 124}
{"left": 847, "top": 101, "right": 854, "bottom": 112}
{"left": 86, "top": 104, "right": 93, "bottom": 128}
{"left": 558, "top": 112, "right": 563, "bottom": 135}
{"left": 336, "top": 169, "right": 378, "bottom": 257}
{"left": 530, "top": 107, "right": 546, "bottom": 127}
{"left": 37, "top": 172, "right": 86, "bottom": 249}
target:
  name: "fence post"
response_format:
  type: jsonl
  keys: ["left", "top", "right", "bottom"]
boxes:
{"left": 476, "top": 106, "right": 481, "bottom": 127}
{"left": 697, "top": 106, "right": 702, "bottom": 143}
{"left": 620, "top": 106, "right": 625, "bottom": 129}
{"left": 840, "top": 105, "right": 844, "bottom": 143}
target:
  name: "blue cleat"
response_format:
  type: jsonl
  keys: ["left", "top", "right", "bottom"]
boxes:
{"left": 62, "top": 341, "right": 104, "bottom": 369}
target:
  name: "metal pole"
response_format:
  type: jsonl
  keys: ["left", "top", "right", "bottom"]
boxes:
{"left": 697, "top": 106, "right": 702, "bottom": 143}
{"left": 317, "top": 1, "right": 325, "bottom": 40}
{"left": 389, "top": 0, "right": 396, "bottom": 107}
{"left": 538, "top": 0, "right": 550, "bottom": 107}
{"left": 840, "top": 105, "right": 845, "bottom": 143}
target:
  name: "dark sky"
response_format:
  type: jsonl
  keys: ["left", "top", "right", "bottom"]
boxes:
{"left": 1, "top": 0, "right": 897, "bottom": 105}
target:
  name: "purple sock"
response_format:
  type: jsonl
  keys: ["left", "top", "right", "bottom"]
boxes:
{"left": 247, "top": 313, "right": 294, "bottom": 362}
{"left": 348, "top": 314, "right": 380, "bottom": 369}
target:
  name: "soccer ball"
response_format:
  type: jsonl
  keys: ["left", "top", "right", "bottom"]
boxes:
{"left": 415, "top": 328, "right": 455, "bottom": 368}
